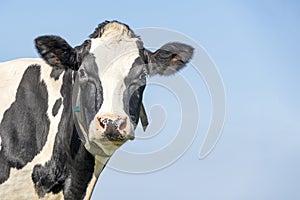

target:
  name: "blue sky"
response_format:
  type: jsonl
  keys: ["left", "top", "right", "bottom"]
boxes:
{"left": 1, "top": 1, "right": 300, "bottom": 199}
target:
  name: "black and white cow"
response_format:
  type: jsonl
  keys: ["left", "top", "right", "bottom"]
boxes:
{"left": 0, "top": 21, "right": 193, "bottom": 200}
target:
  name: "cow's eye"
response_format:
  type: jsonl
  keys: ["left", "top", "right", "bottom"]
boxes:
{"left": 139, "top": 73, "right": 147, "bottom": 80}
{"left": 139, "top": 69, "right": 148, "bottom": 80}
{"left": 79, "top": 69, "right": 86, "bottom": 78}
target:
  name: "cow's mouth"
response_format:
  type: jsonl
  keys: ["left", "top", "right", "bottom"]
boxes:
{"left": 100, "top": 140, "right": 126, "bottom": 147}
{"left": 99, "top": 131, "right": 131, "bottom": 146}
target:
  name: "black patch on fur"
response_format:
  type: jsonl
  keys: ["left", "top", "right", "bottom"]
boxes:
{"left": 74, "top": 39, "right": 92, "bottom": 67}
{"left": 0, "top": 64, "right": 50, "bottom": 184}
{"left": 50, "top": 68, "right": 65, "bottom": 80}
{"left": 32, "top": 70, "right": 95, "bottom": 200}
{"left": 52, "top": 98, "right": 62, "bottom": 117}
{"left": 123, "top": 57, "right": 147, "bottom": 127}
{"left": 74, "top": 54, "right": 103, "bottom": 134}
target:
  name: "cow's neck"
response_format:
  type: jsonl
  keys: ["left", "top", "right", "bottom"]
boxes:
{"left": 84, "top": 156, "right": 109, "bottom": 200}
{"left": 94, "top": 155, "right": 109, "bottom": 177}
{"left": 83, "top": 155, "right": 110, "bottom": 200}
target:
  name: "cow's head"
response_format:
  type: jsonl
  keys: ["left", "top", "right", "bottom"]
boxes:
{"left": 35, "top": 21, "right": 193, "bottom": 157}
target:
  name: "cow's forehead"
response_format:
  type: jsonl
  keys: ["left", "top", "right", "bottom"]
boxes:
{"left": 87, "top": 21, "right": 143, "bottom": 77}
{"left": 90, "top": 36, "right": 141, "bottom": 77}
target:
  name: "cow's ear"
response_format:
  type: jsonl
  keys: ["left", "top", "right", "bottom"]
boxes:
{"left": 147, "top": 42, "right": 193, "bottom": 76}
{"left": 35, "top": 35, "right": 79, "bottom": 70}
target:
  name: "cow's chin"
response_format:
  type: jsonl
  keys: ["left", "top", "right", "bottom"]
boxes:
{"left": 96, "top": 130, "right": 135, "bottom": 155}
{"left": 83, "top": 138, "right": 125, "bottom": 157}
{"left": 93, "top": 137, "right": 127, "bottom": 156}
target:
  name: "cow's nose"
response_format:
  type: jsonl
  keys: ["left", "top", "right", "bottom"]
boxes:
{"left": 98, "top": 116, "right": 126, "bottom": 131}
{"left": 96, "top": 114, "right": 134, "bottom": 140}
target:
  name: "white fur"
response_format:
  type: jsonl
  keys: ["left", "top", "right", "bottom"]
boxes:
{"left": 88, "top": 35, "right": 139, "bottom": 155}
{"left": 0, "top": 58, "right": 64, "bottom": 199}
{"left": 91, "top": 36, "right": 139, "bottom": 116}
{"left": 101, "top": 22, "right": 135, "bottom": 38}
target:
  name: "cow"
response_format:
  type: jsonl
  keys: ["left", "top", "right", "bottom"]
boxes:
{"left": 0, "top": 20, "right": 193, "bottom": 200}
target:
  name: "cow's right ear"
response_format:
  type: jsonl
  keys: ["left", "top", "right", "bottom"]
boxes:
{"left": 35, "top": 35, "right": 79, "bottom": 70}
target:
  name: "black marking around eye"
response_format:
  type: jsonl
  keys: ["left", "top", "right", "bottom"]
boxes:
{"left": 79, "top": 69, "right": 86, "bottom": 78}
{"left": 74, "top": 54, "right": 103, "bottom": 131}
{"left": 123, "top": 57, "right": 147, "bottom": 126}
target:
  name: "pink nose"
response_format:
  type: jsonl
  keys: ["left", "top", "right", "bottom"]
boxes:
{"left": 96, "top": 114, "right": 134, "bottom": 140}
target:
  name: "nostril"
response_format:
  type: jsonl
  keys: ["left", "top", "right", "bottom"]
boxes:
{"left": 118, "top": 118, "right": 127, "bottom": 131}
{"left": 98, "top": 117, "right": 105, "bottom": 129}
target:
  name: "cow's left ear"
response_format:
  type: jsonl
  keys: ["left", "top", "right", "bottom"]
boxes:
{"left": 147, "top": 42, "right": 194, "bottom": 76}
{"left": 35, "top": 35, "right": 79, "bottom": 70}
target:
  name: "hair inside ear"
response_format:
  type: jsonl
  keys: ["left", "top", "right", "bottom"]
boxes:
{"left": 148, "top": 42, "right": 194, "bottom": 76}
